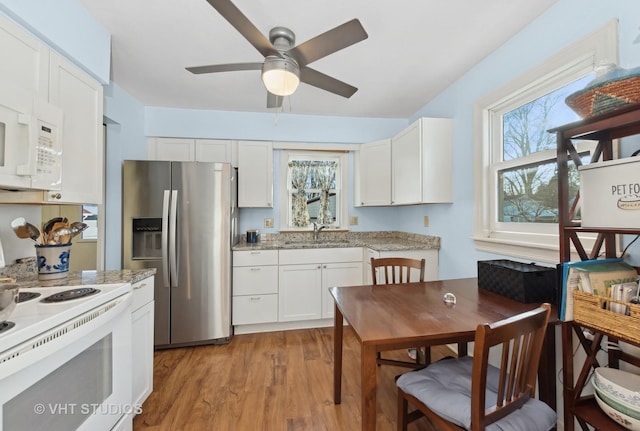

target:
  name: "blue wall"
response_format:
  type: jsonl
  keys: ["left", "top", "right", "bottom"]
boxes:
{"left": 3, "top": 0, "right": 640, "bottom": 276}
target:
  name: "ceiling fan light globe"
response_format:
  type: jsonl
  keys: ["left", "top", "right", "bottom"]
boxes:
{"left": 262, "top": 57, "right": 300, "bottom": 97}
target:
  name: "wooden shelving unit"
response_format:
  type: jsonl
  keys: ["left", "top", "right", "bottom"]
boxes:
{"left": 551, "top": 103, "right": 640, "bottom": 431}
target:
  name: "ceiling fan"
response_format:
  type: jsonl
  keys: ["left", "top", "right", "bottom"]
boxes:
{"left": 186, "top": 0, "right": 369, "bottom": 108}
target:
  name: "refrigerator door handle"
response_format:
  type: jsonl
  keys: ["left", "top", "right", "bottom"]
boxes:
{"left": 169, "top": 189, "right": 179, "bottom": 288}
{"left": 161, "top": 190, "right": 171, "bottom": 288}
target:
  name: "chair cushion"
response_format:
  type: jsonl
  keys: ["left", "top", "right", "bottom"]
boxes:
{"left": 396, "top": 356, "right": 557, "bottom": 431}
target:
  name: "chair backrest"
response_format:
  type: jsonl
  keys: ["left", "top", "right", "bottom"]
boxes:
{"left": 370, "top": 257, "right": 425, "bottom": 284}
{"left": 470, "top": 303, "right": 551, "bottom": 430}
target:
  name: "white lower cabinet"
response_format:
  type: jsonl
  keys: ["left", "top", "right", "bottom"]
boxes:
{"left": 278, "top": 248, "right": 363, "bottom": 322}
{"left": 131, "top": 276, "right": 154, "bottom": 409}
{"left": 232, "top": 250, "right": 279, "bottom": 325}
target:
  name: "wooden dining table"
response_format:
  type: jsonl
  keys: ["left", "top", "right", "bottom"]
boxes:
{"left": 330, "top": 277, "right": 558, "bottom": 431}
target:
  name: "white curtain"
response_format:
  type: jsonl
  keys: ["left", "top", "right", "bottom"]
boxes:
{"left": 315, "top": 161, "right": 336, "bottom": 225}
{"left": 289, "top": 161, "right": 311, "bottom": 227}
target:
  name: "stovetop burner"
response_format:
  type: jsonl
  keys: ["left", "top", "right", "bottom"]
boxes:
{"left": 41, "top": 287, "right": 101, "bottom": 303}
{"left": 0, "top": 321, "right": 15, "bottom": 334}
{"left": 17, "top": 292, "right": 42, "bottom": 303}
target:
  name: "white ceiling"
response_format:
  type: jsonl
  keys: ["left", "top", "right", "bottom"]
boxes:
{"left": 79, "top": 0, "right": 556, "bottom": 119}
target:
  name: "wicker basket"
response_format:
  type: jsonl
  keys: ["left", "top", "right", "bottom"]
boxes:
{"left": 573, "top": 290, "right": 640, "bottom": 344}
{"left": 565, "top": 69, "right": 640, "bottom": 118}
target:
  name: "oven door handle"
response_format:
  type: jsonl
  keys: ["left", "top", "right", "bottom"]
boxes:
{"left": 169, "top": 189, "right": 179, "bottom": 288}
{"left": 161, "top": 190, "right": 171, "bottom": 288}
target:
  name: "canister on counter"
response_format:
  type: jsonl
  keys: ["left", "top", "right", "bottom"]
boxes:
{"left": 246, "top": 229, "right": 259, "bottom": 243}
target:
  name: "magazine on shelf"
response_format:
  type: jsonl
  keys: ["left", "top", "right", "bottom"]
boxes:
{"left": 560, "top": 258, "right": 638, "bottom": 321}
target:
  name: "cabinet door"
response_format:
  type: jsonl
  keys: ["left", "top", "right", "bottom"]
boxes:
{"left": 48, "top": 53, "right": 104, "bottom": 204}
{"left": 421, "top": 118, "right": 453, "bottom": 203}
{"left": 392, "top": 120, "right": 422, "bottom": 205}
{"left": 322, "top": 262, "right": 363, "bottom": 318}
{"left": 132, "top": 300, "right": 154, "bottom": 407}
{"left": 358, "top": 139, "right": 391, "bottom": 206}
{"left": 232, "top": 294, "right": 278, "bottom": 325}
{"left": 278, "top": 264, "right": 322, "bottom": 321}
{"left": 237, "top": 140, "right": 273, "bottom": 207}
{"left": 149, "top": 137, "right": 194, "bottom": 161}
{"left": 195, "top": 139, "right": 235, "bottom": 164}
{"left": 0, "top": 14, "right": 49, "bottom": 98}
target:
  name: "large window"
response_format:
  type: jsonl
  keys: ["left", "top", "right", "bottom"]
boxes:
{"left": 473, "top": 21, "right": 618, "bottom": 262}
{"left": 279, "top": 150, "right": 348, "bottom": 230}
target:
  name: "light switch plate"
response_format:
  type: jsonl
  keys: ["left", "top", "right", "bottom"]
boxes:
{"left": 349, "top": 216, "right": 359, "bottom": 225}
{"left": 423, "top": 216, "right": 429, "bottom": 227}
{"left": 264, "top": 218, "right": 274, "bottom": 228}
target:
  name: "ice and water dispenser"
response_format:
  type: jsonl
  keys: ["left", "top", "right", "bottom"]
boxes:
{"left": 132, "top": 218, "right": 162, "bottom": 259}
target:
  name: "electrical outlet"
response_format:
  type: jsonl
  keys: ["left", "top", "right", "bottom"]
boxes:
{"left": 349, "top": 216, "right": 359, "bottom": 226}
{"left": 264, "top": 218, "right": 274, "bottom": 228}
{"left": 423, "top": 216, "right": 429, "bottom": 227}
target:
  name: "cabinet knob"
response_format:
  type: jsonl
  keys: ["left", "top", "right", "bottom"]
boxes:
{"left": 317, "top": 265, "right": 322, "bottom": 269}
{"left": 50, "top": 193, "right": 62, "bottom": 200}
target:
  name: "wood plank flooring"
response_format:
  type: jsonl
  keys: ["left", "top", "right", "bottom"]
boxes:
{"left": 133, "top": 327, "right": 451, "bottom": 430}
{"left": 133, "top": 327, "right": 451, "bottom": 431}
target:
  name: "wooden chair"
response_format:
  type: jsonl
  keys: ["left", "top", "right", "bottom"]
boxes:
{"left": 396, "top": 303, "right": 555, "bottom": 431}
{"left": 370, "top": 257, "right": 428, "bottom": 368}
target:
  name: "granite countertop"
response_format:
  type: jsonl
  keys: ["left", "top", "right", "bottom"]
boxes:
{"left": 1, "top": 258, "right": 156, "bottom": 288}
{"left": 232, "top": 231, "right": 440, "bottom": 252}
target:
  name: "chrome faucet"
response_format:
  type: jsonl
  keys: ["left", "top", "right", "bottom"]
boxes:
{"left": 313, "top": 222, "right": 328, "bottom": 241}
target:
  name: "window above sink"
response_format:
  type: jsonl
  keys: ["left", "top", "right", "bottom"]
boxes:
{"left": 279, "top": 150, "right": 348, "bottom": 232}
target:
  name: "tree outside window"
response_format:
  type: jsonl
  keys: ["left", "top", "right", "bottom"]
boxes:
{"left": 496, "top": 75, "right": 593, "bottom": 225}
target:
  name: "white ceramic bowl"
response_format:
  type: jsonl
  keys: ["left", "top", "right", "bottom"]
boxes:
{"left": 595, "top": 390, "right": 640, "bottom": 430}
{"left": 594, "top": 367, "right": 640, "bottom": 412}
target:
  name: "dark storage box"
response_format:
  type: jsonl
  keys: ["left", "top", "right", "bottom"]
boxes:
{"left": 477, "top": 260, "right": 557, "bottom": 304}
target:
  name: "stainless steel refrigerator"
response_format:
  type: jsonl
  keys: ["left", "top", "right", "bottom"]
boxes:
{"left": 122, "top": 161, "right": 237, "bottom": 348}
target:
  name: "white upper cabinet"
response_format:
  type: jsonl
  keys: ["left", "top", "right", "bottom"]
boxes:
{"left": 357, "top": 117, "right": 453, "bottom": 207}
{"left": 392, "top": 121, "right": 423, "bottom": 205}
{"left": 148, "top": 138, "right": 194, "bottom": 161}
{"left": 147, "top": 137, "right": 237, "bottom": 165}
{"left": 419, "top": 118, "right": 453, "bottom": 203}
{"left": 237, "top": 140, "right": 273, "bottom": 208}
{"left": 47, "top": 52, "right": 104, "bottom": 204}
{"left": 357, "top": 139, "right": 392, "bottom": 206}
{"left": 195, "top": 139, "right": 235, "bottom": 164}
{"left": 0, "top": 16, "right": 104, "bottom": 204}
{"left": 0, "top": 14, "right": 49, "bottom": 99}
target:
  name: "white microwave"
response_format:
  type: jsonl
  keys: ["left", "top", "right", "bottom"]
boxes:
{"left": 0, "top": 80, "right": 63, "bottom": 191}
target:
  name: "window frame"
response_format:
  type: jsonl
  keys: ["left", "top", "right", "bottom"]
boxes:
{"left": 473, "top": 20, "right": 618, "bottom": 263}
{"left": 278, "top": 150, "right": 349, "bottom": 231}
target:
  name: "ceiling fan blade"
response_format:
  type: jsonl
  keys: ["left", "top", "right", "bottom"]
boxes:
{"left": 287, "top": 19, "right": 368, "bottom": 67}
{"left": 186, "top": 62, "right": 263, "bottom": 74}
{"left": 266, "top": 92, "right": 283, "bottom": 109}
{"left": 206, "top": 0, "right": 279, "bottom": 58}
{"left": 300, "top": 67, "right": 358, "bottom": 98}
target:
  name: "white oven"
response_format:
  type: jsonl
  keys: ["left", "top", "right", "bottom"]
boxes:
{"left": 0, "top": 283, "right": 133, "bottom": 431}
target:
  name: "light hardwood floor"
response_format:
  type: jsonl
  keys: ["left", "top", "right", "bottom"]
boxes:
{"left": 133, "top": 327, "right": 452, "bottom": 430}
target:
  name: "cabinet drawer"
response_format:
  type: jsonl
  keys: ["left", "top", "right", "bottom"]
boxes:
{"left": 279, "top": 247, "right": 362, "bottom": 265}
{"left": 233, "top": 250, "right": 278, "bottom": 266}
{"left": 131, "top": 277, "right": 154, "bottom": 311}
{"left": 233, "top": 266, "right": 278, "bottom": 295}
{"left": 232, "top": 294, "right": 278, "bottom": 325}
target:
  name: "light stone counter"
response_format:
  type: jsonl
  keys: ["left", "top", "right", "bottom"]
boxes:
{"left": 232, "top": 231, "right": 440, "bottom": 252}
{"left": 1, "top": 257, "right": 156, "bottom": 288}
